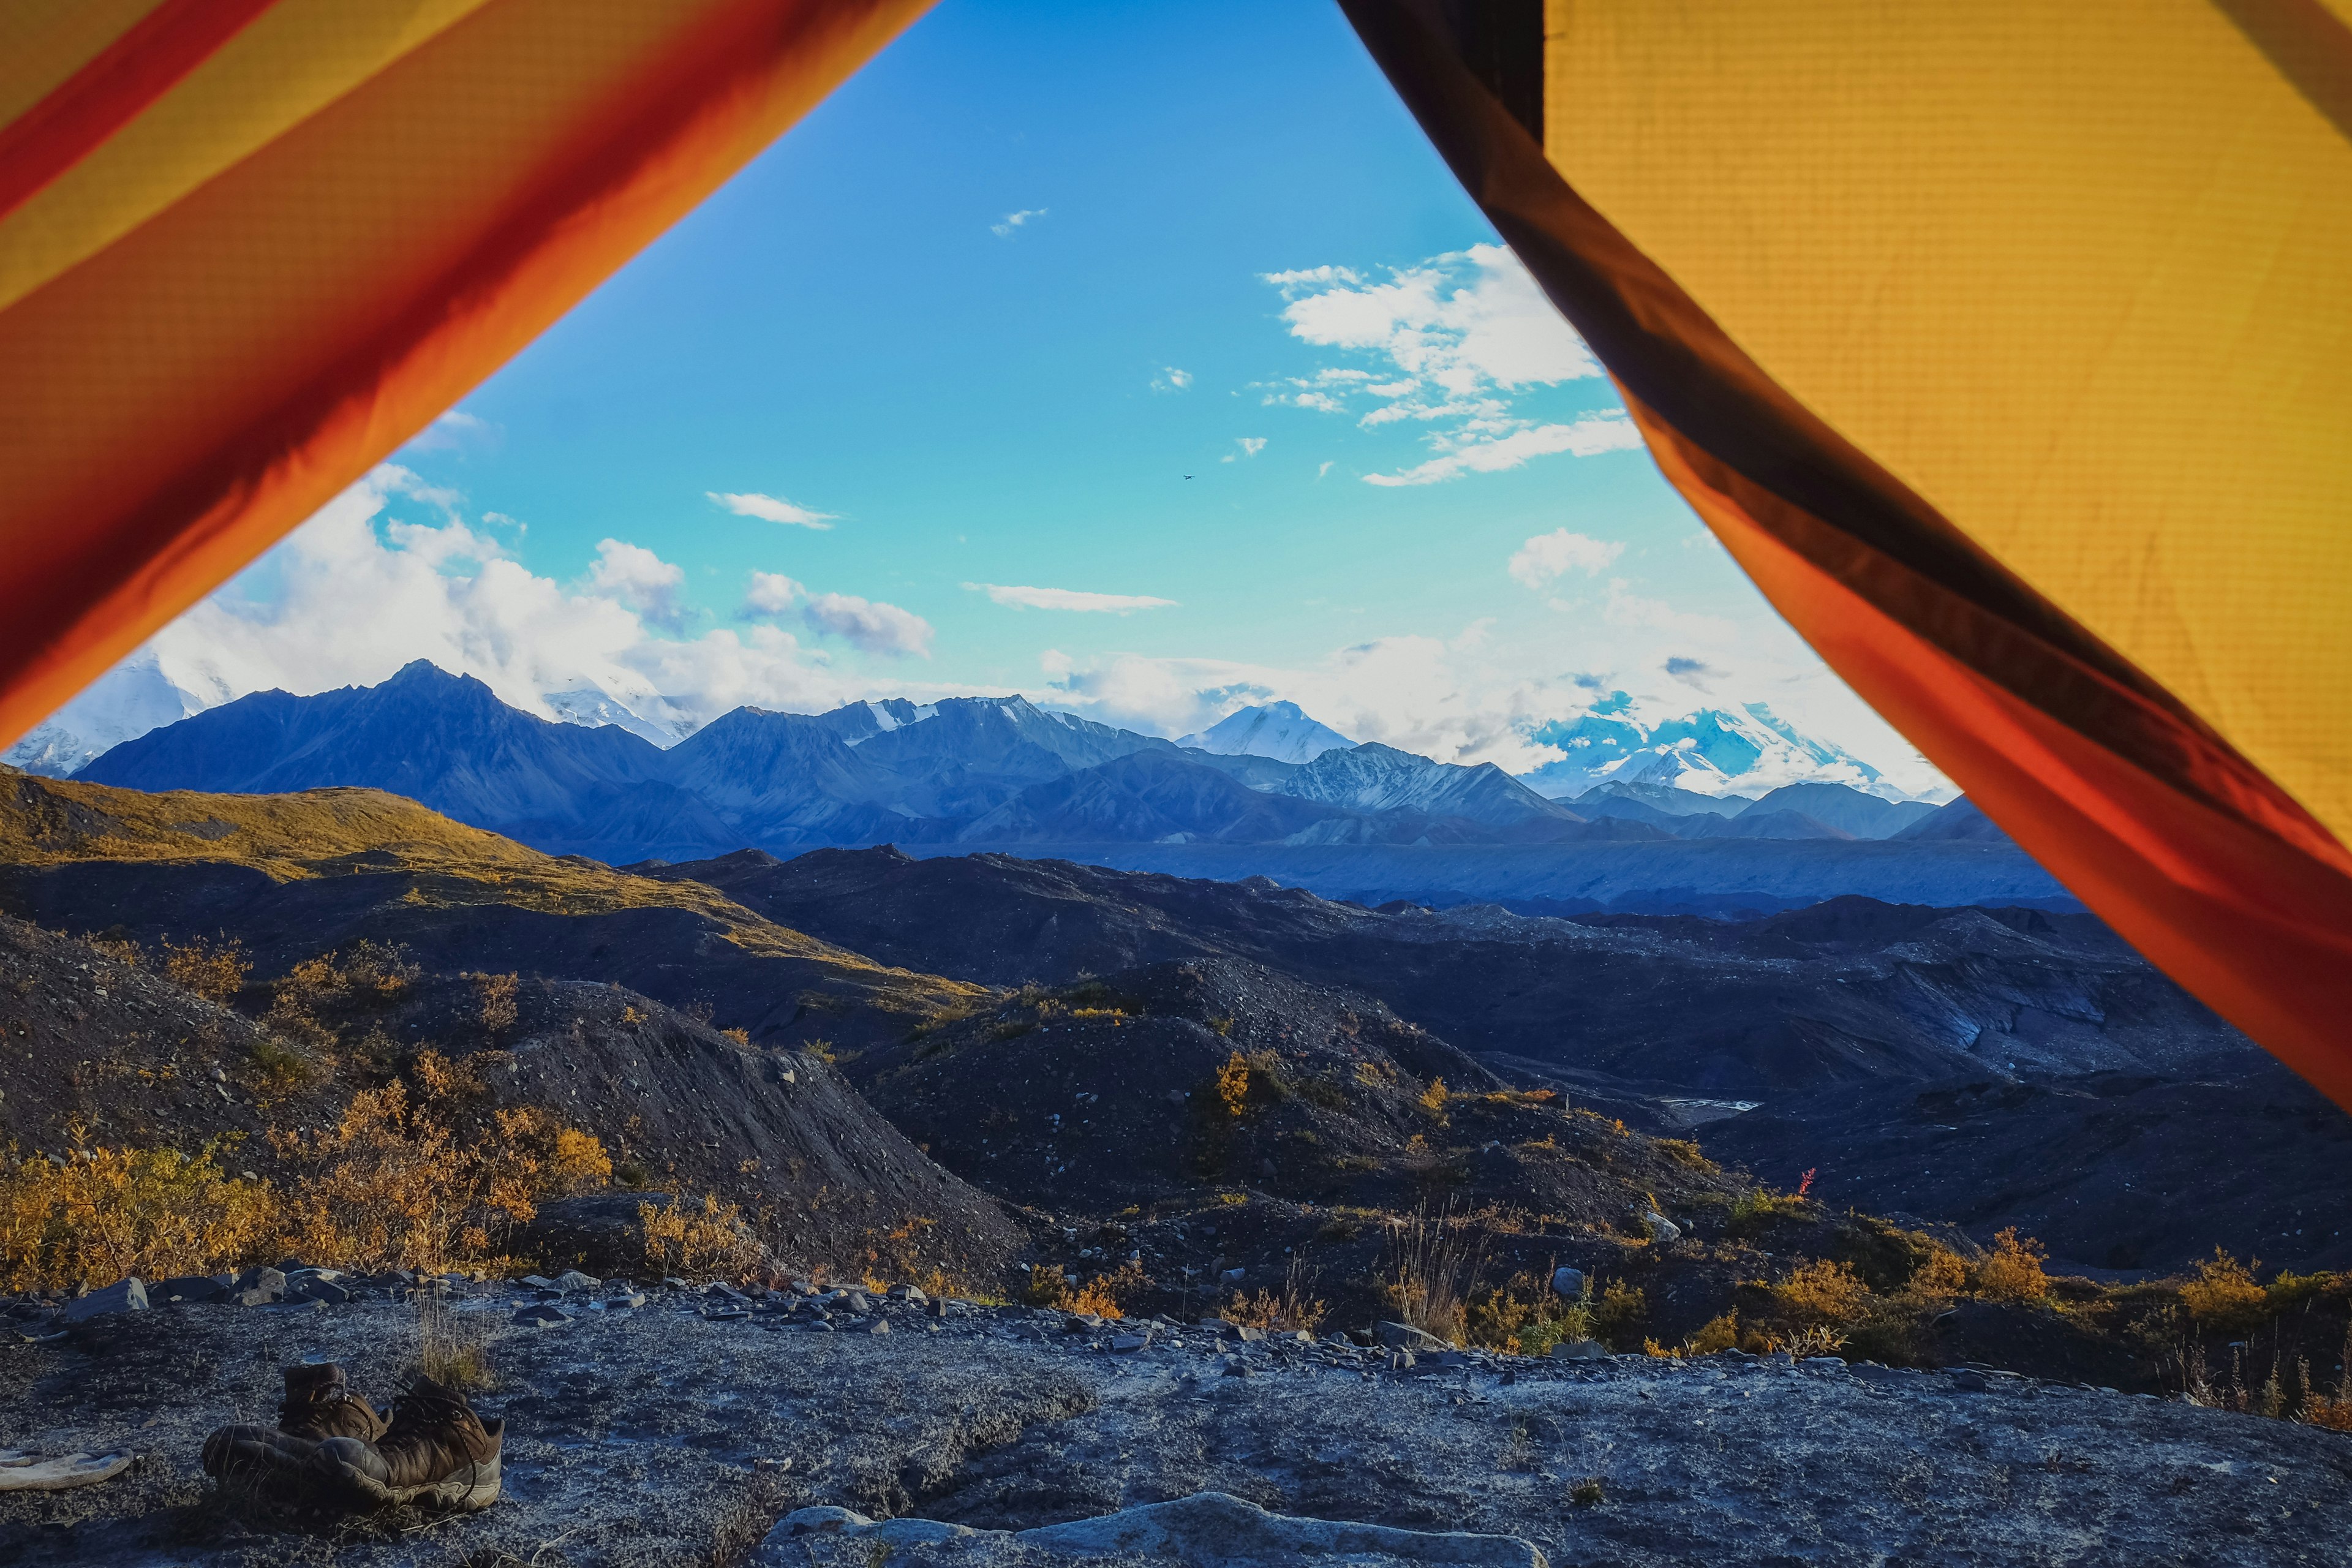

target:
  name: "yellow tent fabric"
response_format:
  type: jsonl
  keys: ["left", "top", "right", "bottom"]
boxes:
{"left": 1542, "top": 0, "right": 2352, "bottom": 848}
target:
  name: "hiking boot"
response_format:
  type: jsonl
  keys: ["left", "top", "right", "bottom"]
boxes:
{"left": 202, "top": 1363, "right": 388, "bottom": 1480}
{"left": 307, "top": 1374, "right": 502, "bottom": 1512}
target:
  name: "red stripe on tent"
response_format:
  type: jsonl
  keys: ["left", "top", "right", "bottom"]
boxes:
{"left": 0, "top": 0, "right": 283, "bottom": 225}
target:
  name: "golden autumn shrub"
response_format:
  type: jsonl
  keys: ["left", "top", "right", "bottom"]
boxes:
{"left": 639, "top": 1193, "right": 759, "bottom": 1279}
{"left": 2180, "top": 1250, "right": 2271, "bottom": 1334}
{"left": 0, "top": 1141, "right": 278, "bottom": 1292}
{"left": 1973, "top": 1228, "right": 2051, "bottom": 1304}
{"left": 162, "top": 934, "right": 251, "bottom": 1004}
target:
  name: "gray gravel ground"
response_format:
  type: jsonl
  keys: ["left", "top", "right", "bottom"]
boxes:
{"left": 5, "top": 1286, "right": 2351, "bottom": 1566}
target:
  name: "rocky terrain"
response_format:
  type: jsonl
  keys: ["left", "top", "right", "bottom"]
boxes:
{"left": 5, "top": 1286, "right": 2350, "bottom": 1566}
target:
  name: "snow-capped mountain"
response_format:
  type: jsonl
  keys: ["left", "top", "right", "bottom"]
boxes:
{"left": 1, "top": 647, "right": 231, "bottom": 777}
{"left": 1177, "top": 701, "right": 1355, "bottom": 764}
{"left": 1518, "top": 692, "right": 1910, "bottom": 802}
{"left": 541, "top": 679, "right": 701, "bottom": 747}
{"left": 1273, "top": 743, "right": 1574, "bottom": 827}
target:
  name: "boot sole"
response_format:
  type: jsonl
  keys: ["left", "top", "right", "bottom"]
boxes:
{"left": 309, "top": 1453, "right": 501, "bottom": 1513}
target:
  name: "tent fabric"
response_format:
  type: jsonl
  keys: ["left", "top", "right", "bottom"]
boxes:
{"left": 0, "top": 0, "right": 931, "bottom": 760}
{"left": 1341, "top": 0, "right": 2352, "bottom": 1107}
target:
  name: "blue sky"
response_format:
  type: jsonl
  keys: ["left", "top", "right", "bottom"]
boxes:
{"left": 104, "top": 0, "right": 1940, "bottom": 789}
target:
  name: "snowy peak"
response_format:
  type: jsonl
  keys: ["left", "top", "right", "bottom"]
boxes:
{"left": 543, "top": 680, "right": 700, "bottom": 748}
{"left": 1520, "top": 693, "right": 1905, "bottom": 802}
{"left": 1177, "top": 701, "right": 1355, "bottom": 764}
{"left": 1275, "top": 743, "right": 1575, "bottom": 827}
{"left": 2, "top": 646, "right": 230, "bottom": 777}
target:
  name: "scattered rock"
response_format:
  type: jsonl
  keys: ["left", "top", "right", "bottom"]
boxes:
{"left": 154, "top": 1276, "right": 225, "bottom": 1305}
{"left": 1640, "top": 1209, "right": 1682, "bottom": 1243}
{"left": 1551, "top": 1266, "right": 1585, "bottom": 1298}
{"left": 555, "top": 1270, "right": 601, "bottom": 1293}
{"left": 513, "top": 1304, "right": 573, "bottom": 1328}
{"left": 1548, "top": 1340, "right": 1608, "bottom": 1360}
{"left": 854, "top": 1317, "right": 891, "bottom": 1335}
{"left": 63, "top": 1278, "right": 146, "bottom": 1323}
{"left": 1376, "top": 1321, "right": 1446, "bottom": 1352}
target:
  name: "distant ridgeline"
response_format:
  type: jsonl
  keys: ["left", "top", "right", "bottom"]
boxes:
{"left": 67, "top": 662, "right": 2065, "bottom": 912}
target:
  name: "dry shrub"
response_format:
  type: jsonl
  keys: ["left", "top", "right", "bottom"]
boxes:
{"left": 1773, "top": 1259, "right": 1872, "bottom": 1327}
{"left": 1684, "top": 1311, "right": 1740, "bottom": 1355}
{"left": 1655, "top": 1139, "right": 1714, "bottom": 1172}
{"left": 1381, "top": 1206, "right": 1481, "bottom": 1344}
{"left": 473, "top": 971, "right": 520, "bottom": 1035}
{"left": 2181, "top": 1249, "right": 2269, "bottom": 1333}
{"left": 1419, "top": 1077, "right": 1450, "bottom": 1114}
{"left": 1069, "top": 1258, "right": 1150, "bottom": 1320}
{"left": 639, "top": 1193, "right": 758, "bottom": 1280}
{"left": 1022, "top": 1262, "right": 1072, "bottom": 1308}
{"left": 163, "top": 934, "right": 251, "bottom": 1004}
{"left": 1214, "top": 1052, "right": 1250, "bottom": 1118}
{"left": 1910, "top": 1244, "right": 1970, "bottom": 1300}
{"left": 270, "top": 1056, "right": 609, "bottom": 1273}
{"left": 1226, "top": 1255, "right": 1327, "bottom": 1332}
{"left": 0, "top": 1140, "right": 277, "bottom": 1291}
{"left": 1593, "top": 1279, "right": 1648, "bottom": 1349}
{"left": 1973, "top": 1227, "right": 2051, "bottom": 1303}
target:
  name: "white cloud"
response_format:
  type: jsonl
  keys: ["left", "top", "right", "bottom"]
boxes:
{"left": 1263, "top": 244, "right": 1643, "bottom": 486}
{"left": 992, "top": 207, "right": 1047, "bottom": 238}
{"left": 739, "top": 571, "right": 804, "bottom": 617}
{"left": 708, "top": 491, "right": 837, "bottom": 530}
{"left": 107, "top": 467, "right": 1004, "bottom": 737}
{"left": 587, "top": 540, "right": 692, "bottom": 633}
{"left": 1507, "top": 529, "right": 1625, "bottom": 589}
{"left": 1364, "top": 412, "right": 1642, "bottom": 486}
{"left": 399, "top": 409, "right": 499, "bottom": 455}
{"left": 965, "top": 582, "right": 1177, "bottom": 613}
{"left": 1152, "top": 366, "right": 1193, "bottom": 393}
{"left": 1236, "top": 437, "right": 1266, "bottom": 457}
{"left": 801, "top": 593, "right": 933, "bottom": 658}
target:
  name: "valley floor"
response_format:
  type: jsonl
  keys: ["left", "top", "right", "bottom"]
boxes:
{"left": 6, "top": 1289, "right": 2349, "bottom": 1566}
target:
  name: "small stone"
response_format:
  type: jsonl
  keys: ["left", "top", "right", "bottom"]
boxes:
{"left": 232, "top": 1287, "right": 281, "bottom": 1308}
{"left": 708, "top": 1282, "right": 750, "bottom": 1304}
{"left": 664, "top": 1276, "right": 690, "bottom": 1290}
{"left": 1220, "top": 1268, "right": 1246, "bottom": 1284}
{"left": 1548, "top": 1340, "right": 1608, "bottom": 1360}
{"left": 1221, "top": 1355, "right": 1251, "bottom": 1377}
{"left": 1387, "top": 1349, "right": 1417, "bottom": 1371}
{"left": 235, "top": 1266, "right": 287, "bottom": 1295}
{"left": 1234, "top": 1325, "right": 1265, "bottom": 1343}
{"left": 513, "top": 1303, "right": 571, "bottom": 1327}
{"left": 519, "top": 1274, "right": 559, "bottom": 1291}
{"left": 555, "top": 1270, "right": 601, "bottom": 1293}
{"left": 155, "top": 1276, "right": 225, "bottom": 1305}
{"left": 790, "top": 1278, "right": 817, "bottom": 1295}
{"left": 856, "top": 1316, "right": 891, "bottom": 1335}
{"left": 927, "top": 1297, "right": 948, "bottom": 1319}
{"left": 608, "top": 1291, "right": 648, "bottom": 1310}
{"left": 888, "top": 1284, "right": 928, "bottom": 1306}
{"left": 1112, "top": 1333, "right": 1152, "bottom": 1352}
{"left": 805, "top": 1319, "right": 835, "bottom": 1333}
{"left": 64, "top": 1278, "right": 146, "bottom": 1322}
{"left": 704, "top": 1306, "right": 752, "bottom": 1322}
{"left": 842, "top": 1291, "right": 872, "bottom": 1314}
{"left": 294, "top": 1280, "right": 351, "bottom": 1305}
{"left": 1640, "top": 1210, "right": 1682, "bottom": 1243}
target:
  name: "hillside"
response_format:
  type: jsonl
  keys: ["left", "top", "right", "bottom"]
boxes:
{"left": 0, "top": 769, "right": 989, "bottom": 1050}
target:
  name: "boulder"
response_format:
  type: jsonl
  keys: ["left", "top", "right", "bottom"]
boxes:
{"left": 1551, "top": 1267, "right": 1586, "bottom": 1299}
{"left": 63, "top": 1278, "right": 146, "bottom": 1322}
{"left": 554, "top": 1270, "right": 601, "bottom": 1293}
{"left": 154, "top": 1275, "right": 225, "bottom": 1305}
{"left": 1376, "top": 1321, "right": 1447, "bottom": 1352}
{"left": 1640, "top": 1209, "right": 1683, "bottom": 1243}
{"left": 513, "top": 1303, "right": 572, "bottom": 1327}
{"left": 1548, "top": 1339, "right": 1609, "bottom": 1360}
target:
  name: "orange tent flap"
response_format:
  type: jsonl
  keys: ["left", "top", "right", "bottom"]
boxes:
{"left": 0, "top": 0, "right": 932, "bottom": 756}
{"left": 1340, "top": 0, "right": 2352, "bottom": 1107}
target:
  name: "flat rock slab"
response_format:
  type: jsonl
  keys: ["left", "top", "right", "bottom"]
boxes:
{"left": 4, "top": 1299, "right": 2350, "bottom": 1566}
{"left": 762, "top": 1490, "right": 1546, "bottom": 1566}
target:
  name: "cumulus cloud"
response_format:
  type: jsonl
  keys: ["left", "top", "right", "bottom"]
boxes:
{"left": 586, "top": 540, "right": 692, "bottom": 633}
{"left": 1262, "top": 245, "right": 1642, "bottom": 485}
{"left": 101, "top": 467, "right": 1010, "bottom": 741}
{"left": 739, "top": 571, "right": 804, "bottom": 617}
{"left": 992, "top": 207, "right": 1047, "bottom": 238}
{"left": 1152, "top": 367, "right": 1193, "bottom": 393}
{"left": 801, "top": 593, "right": 933, "bottom": 658}
{"left": 708, "top": 491, "right": 836, "bottom": 529}
{"left": 1664, "top": 655, "right": 1724, "bottom": 691}
{"left": 1508, "top": 529, "right": 1626, "bottom": 588}
{"left": 965, "top": 583, "right": 1177, "bottom": 613}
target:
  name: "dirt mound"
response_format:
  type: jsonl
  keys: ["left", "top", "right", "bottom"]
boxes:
{"left": 845, "top": 957, "right": 1741, "bottom": 1225}
{"left": 0, "top": 913, "right": 1023, "bottom": 1286}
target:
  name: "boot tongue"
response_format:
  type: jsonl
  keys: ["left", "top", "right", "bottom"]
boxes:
{"left": 284, "top": 1362, "right": 347, "bottom": 1402}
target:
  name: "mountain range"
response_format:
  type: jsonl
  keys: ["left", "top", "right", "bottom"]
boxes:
{"left": 1520, "top": 691, "right": 1917, "bottom": 802}
{"left": 72, "top": 662, "right": 1632, "bottom": 862}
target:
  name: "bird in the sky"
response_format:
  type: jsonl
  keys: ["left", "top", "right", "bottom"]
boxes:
{"left": 1183, "top": 474, "right": 1194, "bottom": 480}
